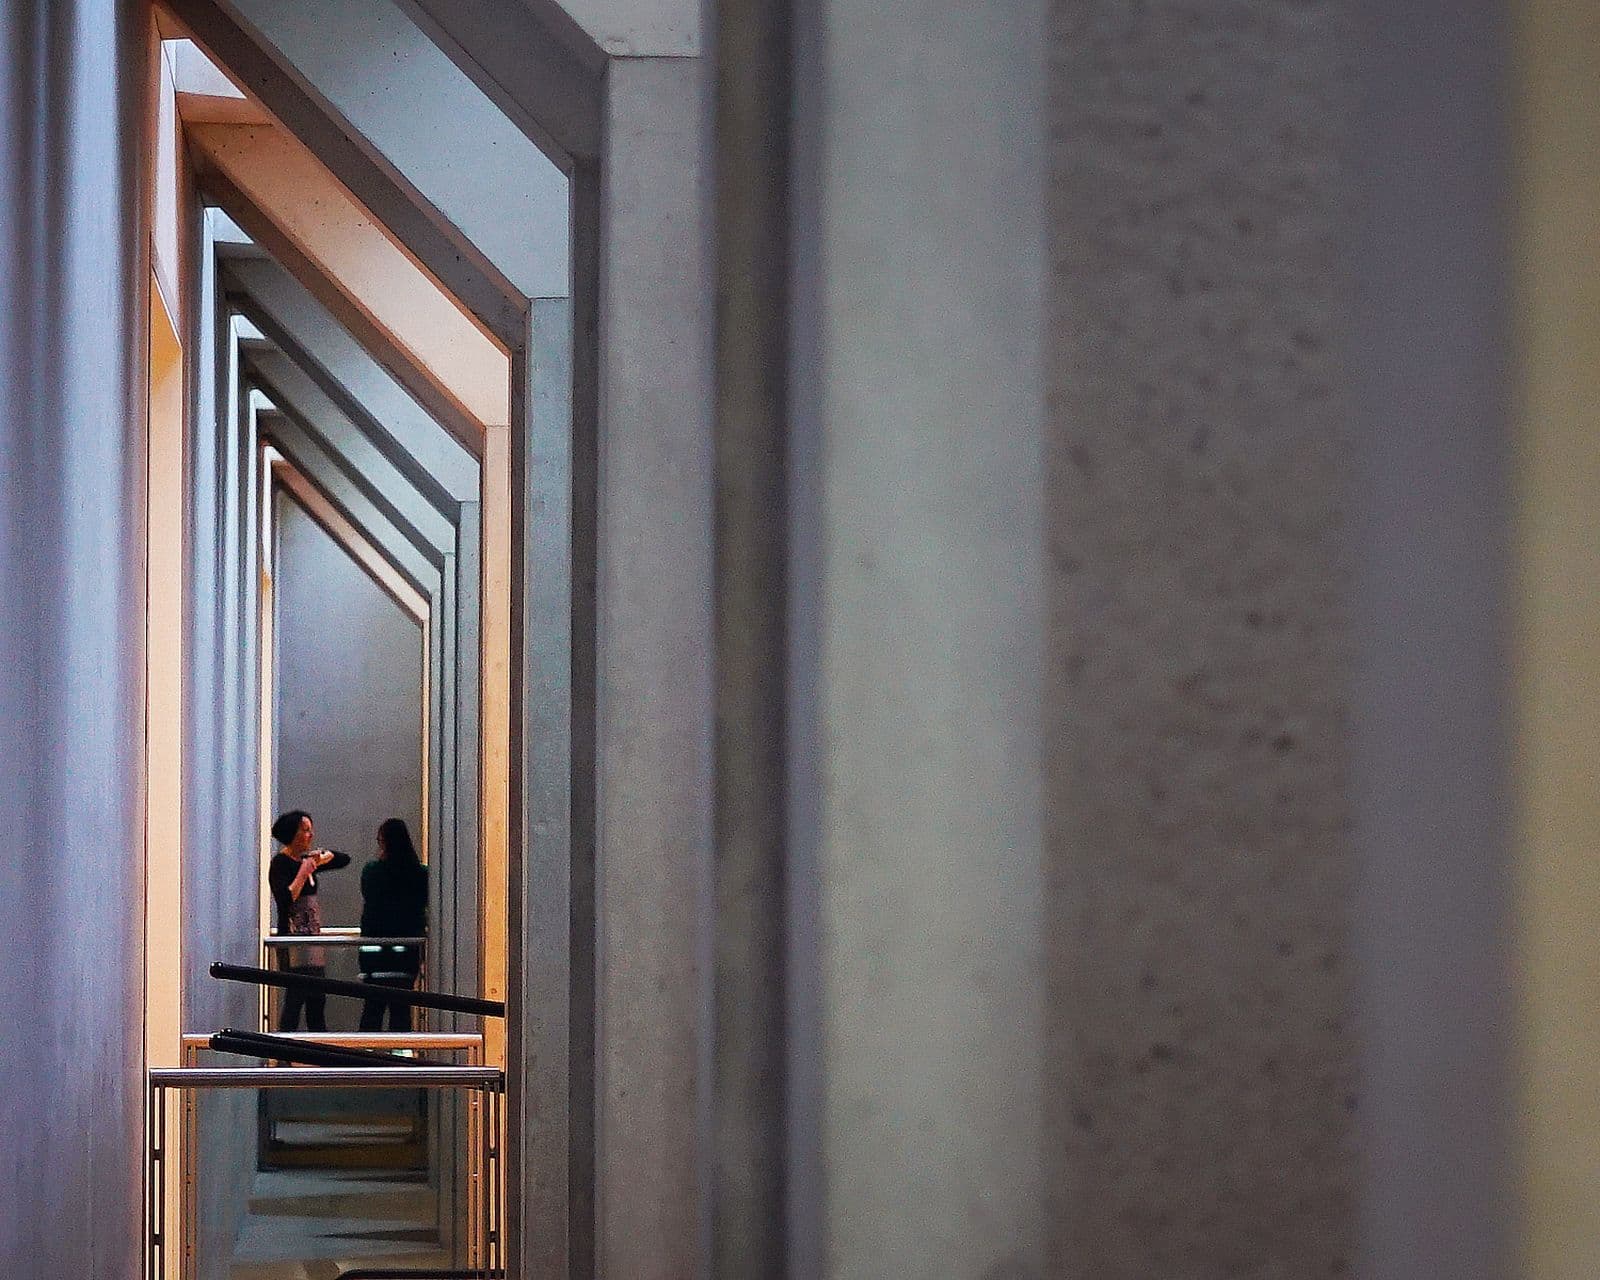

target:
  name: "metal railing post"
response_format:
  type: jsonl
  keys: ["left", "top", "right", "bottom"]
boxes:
{"left": 150, "top": 1055, "right": 502, "bottom": 1275}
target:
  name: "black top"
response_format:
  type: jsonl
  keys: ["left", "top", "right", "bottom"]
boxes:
{"left": 268, "top": 850, "right": 350, "bottom": 936}
{"left": 359, "top": 858, "right": 428, "bottom": 974}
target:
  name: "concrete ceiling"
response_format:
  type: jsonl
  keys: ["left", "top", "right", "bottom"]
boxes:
{"left": 225, "top": 0, "right": 568, "bottom": 299}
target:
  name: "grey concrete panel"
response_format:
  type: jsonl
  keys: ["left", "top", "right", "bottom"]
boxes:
{"left": 274, "top": 495, "right": 426, "bottom": 933}
{"left": 167, "top": 0, "right": 527, "bottom": 346}
{"left": 1350, "top": 2, "right": 1513, "bottom": 1276}
{"left": 223, "top": 254, "right": 479, "bottom": 508}
{"left": 594, "top": 57, "right": 712, "bottom": 1279}
{"left": 260, "top": 411, "right": 442, "bottom": 599}
{"left": 707, "top": 0, "right": 792, "bottom": 1270}
{"left": 398, "top": 0, "right": 603, "bottom": 165}
{"left": 245, "top": 348, "right": 457, "bottom": 558}
{"left": 186, "top": 206, "right": 228, "bottom": 1025}
{"left": 242, "top": 343, "right": 267, "bottom": 930}
{"left": 203, "top": 171, "right": 486, "bottom": 455}
{"left": 787, "top": 2, "right": 1045, "bottom": 1275}
{"left": 217, "top": 336, "right": 251, "bottom": 998}
{"left": 239, "top": 365, "right": 265, "bottom": 956}
{"left": 507, "top": 299, "right": 588, "bottom": 1278}
{"left": 564, "top": 169, "right": 601, "bottom": 1280}
{"left": 226, "top": 0, "right": 570, "bottom": 299}
{"left": 1046, "top": 2, "right": 1357, "bottom": 1277}
{"left": 186, "top": 256, "right": 260, "bottom": 1274}
{"left": 0, "top": 4, "right": 147, "bottom": 1275}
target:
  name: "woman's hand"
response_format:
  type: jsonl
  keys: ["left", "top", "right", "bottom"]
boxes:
{"left": 312, "top": 849, "right": 339, "bottom": 867}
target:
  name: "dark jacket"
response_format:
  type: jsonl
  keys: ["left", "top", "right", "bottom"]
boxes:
{"left": 358, "top": 858, "right": 428, "bottom": 975}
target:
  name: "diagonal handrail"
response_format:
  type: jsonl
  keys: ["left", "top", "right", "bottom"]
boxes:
{"left": 210, "top": 961, "right": 505, "bottom": 1017}
{"left": 207, "top": 1028, "right": 426, "bottom": 1068}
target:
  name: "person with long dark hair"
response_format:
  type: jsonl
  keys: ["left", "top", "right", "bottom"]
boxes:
{"left": 358, "top": 817, "right": 429, "bottom": 1031}
{"left": 266, "top": 809, "right": 351, "bottom": 1031}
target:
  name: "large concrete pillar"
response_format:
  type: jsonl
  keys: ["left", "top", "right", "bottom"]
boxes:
{"left": 593, "top": 56, "right": 712, "bottom": 1279}
{"left": 779, "top": 4, "right": 1047, "bottom": 1276}
{"left": 510, "top": 295, "right": 588, "bottom": 1278}
{"left": 185, "top": 203, "right": 226, "bottom": 1020}
{"left": 0, "top": 3, "right": 149, "bottom": 1275}
{"left": 1350, "top": 2, "right": 1512, "bottom": 1276}
{"left": 1048, "top": 3, "right": 1362, "bottom": 1276}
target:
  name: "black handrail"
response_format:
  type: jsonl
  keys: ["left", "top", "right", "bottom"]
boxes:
{"left": 210, "top": 961, "right": 506, "bottom": 1018}
{"left": 208, "top": 1029, "right": 426, "bottom": 1069}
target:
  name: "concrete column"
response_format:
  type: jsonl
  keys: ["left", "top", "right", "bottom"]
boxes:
{"left": 783, "top": 4, "right": 1046, "bottom": 1277}
{"left": 1048, "top": 3, "right": 1360, "bottom": 1276}
{"left": 595, "top": 56, "right": 712, "bottom": 1279}
{"left": 188, "top": 216, "right": 258, "bottom": 1274}
{"left": 1354, "top": 3, "right": 1512, "bottom": 1276}
{"left": 0, "top": 3, "right": 149, "bottom": 1275}
{"left": 708, "top": 1, "right": 790, "bottom": 1270}
{"left": 185, "top": 204, "right": 226, "bottom": 1021}
{"left": 219, "top": 322, "right": 250, "bottom": 963}
{"left": 509, "top": 296, "right": 587, "bottom": 1278}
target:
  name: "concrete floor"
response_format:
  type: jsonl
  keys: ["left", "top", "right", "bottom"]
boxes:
{"left": 227, "top": 1166, "right": 452, "bottom": 1279}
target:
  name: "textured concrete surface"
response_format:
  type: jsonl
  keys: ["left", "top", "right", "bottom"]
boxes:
{"left": 1347, "top": 4, "right": 1513, "bottom": 1279}
{"left": 508, "top": 298, "right": 585, "bottom": 1277}
{"left": 786, "top": 3, "right": 1046, "bottom": 1277}
{"left": 0, "top": 5, "right": 148, "bottom": 1276}
{"left": 594, "top": 55, "right": 711, "bottom": 1280}
{"left": 707, "top": 0, "right": 791, "bottom": 1270}
{"left": 190, "top": 213, "right": 265, "bottom": 1278}
{"left": 1047, "top": 2, "right": 1358, "bottom": 1276}
{"left": 227, "top": 0, "right": 569, "bottom": 298}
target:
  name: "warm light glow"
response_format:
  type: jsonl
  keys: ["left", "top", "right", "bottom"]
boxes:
{"left": 481, "top": 425, "right": 511, "bottom": 1072}
{"left": 145, "top": 271, "right": 185, "bottom": 1280}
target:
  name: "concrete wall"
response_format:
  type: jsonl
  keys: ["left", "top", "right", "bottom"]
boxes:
{"left": 1047, "top": 1, "right": 1359, "bottom": 1275}
{"left": 273, "top": 494, "right": 425, "bottom": 932}
{"left": 185, "top": 214, "right": 268, "bottom": 1278}
{"left": 0, "top": 4, "right": 149, "bottom": 1276}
